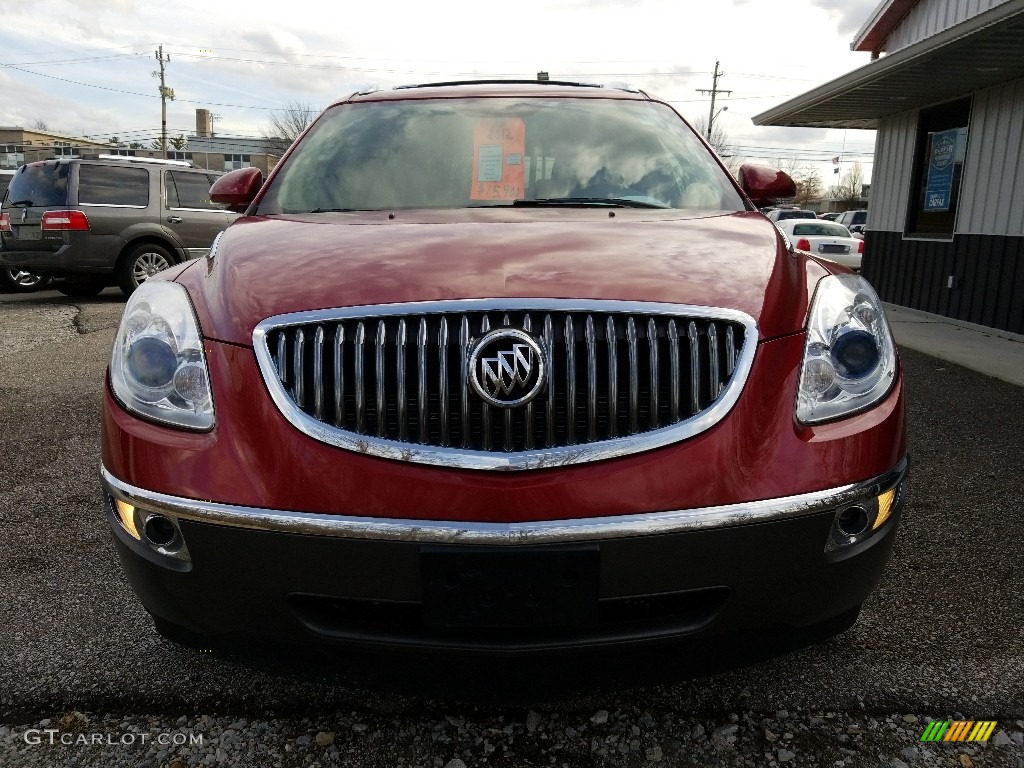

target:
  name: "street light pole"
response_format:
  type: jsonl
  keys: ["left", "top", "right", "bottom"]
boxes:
{"left": 696, "top": 59, "right": 732, "bottom": 141}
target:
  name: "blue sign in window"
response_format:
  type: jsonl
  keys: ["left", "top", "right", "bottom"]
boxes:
{"left": 924, "top": 128, "right": 958, "bottom": 212}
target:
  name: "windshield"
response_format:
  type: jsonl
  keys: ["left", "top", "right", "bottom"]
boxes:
{"left": 256, "top": 97, "right": 744, "bottom": 213}
{"left": 1, "top": 162, "right": 70, "bottom": 208}
{"left": 791, "top": 222, "right": 852, "bottom": 237}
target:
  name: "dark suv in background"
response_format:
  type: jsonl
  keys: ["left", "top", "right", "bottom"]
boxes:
{"left": 0, "top": 157, "right": 233, "bottom": 296}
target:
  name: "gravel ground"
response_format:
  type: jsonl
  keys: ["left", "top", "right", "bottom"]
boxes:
{"left": 3, "top": 710, "right": 1023, "bottom": 767}
{"left": 2, "top": 290, "right": 1023, "bottom": 767}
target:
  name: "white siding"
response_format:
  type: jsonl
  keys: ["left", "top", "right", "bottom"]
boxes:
{"left": 869, "top": 111, "right": 918, "bottom": 231}
{"left": 869, "top": 78, "right": 1024, "bottom": 237}
{"left": 885, "top": 0, "right": 1007, "bottom": 52}
{"left": 958, "top": 78, "right": 1024, "bottom": 236}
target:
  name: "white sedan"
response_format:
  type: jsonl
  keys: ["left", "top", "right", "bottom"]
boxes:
{"left": 775, "top": 219, "right": 863, "bottom": 270}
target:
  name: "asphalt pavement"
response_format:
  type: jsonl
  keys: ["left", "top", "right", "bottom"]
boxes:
{"left": 1, "top": 288, "right": 1022, "bottom": 767}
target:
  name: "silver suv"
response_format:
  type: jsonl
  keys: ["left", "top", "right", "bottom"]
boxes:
{"left": 0, "top": 157, "right": 234, "bottom": 297}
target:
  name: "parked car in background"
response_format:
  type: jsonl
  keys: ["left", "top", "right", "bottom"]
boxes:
{"left": 0, "top": 157, "right": 232, "bottom": 297}
{"left": 101, "top": 81, "right": 906, "bottom": 661}
{"left": 818, "top": 212, "right": 840, "bottom": 221}
{"left": 766, "top": 207, "right": 817, "bottom": 222}
{"left": 776, "top": 218, "right": 864, "bottom": 270}
{"left": 0, "top": 168, "right": 50, "bottom": 292}
{"left": 836, "top": 209, "right": 867, "bottom": 233}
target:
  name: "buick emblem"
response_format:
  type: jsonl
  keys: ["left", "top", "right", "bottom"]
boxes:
{"left": 468, "top": 329, "right": 546, "bottom": 408}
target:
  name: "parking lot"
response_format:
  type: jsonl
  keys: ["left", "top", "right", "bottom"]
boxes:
{"left": 1, "top": 287, "right": 1022, "bottom": 768}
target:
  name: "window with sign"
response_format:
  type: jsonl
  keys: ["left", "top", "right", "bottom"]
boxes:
{"left": 905, "top": 98, "right": 970, "bottom": 237}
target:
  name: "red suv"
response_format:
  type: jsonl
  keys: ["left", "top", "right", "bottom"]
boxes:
{"left": 101, "top": 81, "right": 906, "bottom": 657}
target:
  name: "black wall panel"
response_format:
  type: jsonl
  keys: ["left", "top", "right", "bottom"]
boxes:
{"left": 862, "top": 231, "right": 1024, "bottom": 335}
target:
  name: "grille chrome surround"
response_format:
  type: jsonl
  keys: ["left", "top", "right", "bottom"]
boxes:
{"left": 252, "top": 300, "right": 758, "bottom": 471}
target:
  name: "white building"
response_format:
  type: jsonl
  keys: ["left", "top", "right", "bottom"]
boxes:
{"left": 755, "top": 0, "right": 1024, "bottom": 335}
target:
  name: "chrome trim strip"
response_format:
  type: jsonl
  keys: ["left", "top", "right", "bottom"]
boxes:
{"left": 275, "top": 333, "right": 286, "bottom": 386}
{"left": 585, "top": 315, "right": 597, "bottom": 442}
{"left": 626, "top": 317, "right": 638, "bottom": 434}
{"left": 668, "top": 319, "right": 680, "bottom": 423}
{"left": 459, "top": 316, "right": 470, "bottom": 449}
{"left": 251, "top": 299, "right": 759, "bottom": 472}
{"left": 688, "top": 320, "right": 699, "bottom": 416}
{"left": 333, "top": 325, "right": 345, "bottom": 427}
{"left": 480, "top": 315, "right": 491, "bottom": 451}
{"left": 564, "top": 314, "right": 576, "bottom": 446}
{"left": 543, "top": 314, "right": 555, "bottom": 448}
{"left": 606, "top": 316, "right": 618, "bottom": 438}
{"left": 648, "top": 318, "right": 659, "bottom": 429}
{"left": 708, "top": 321, "right": 721, "bottom": 398}
{"left": 354, "top": 322, "right": 366, "bottom": 433}
{"left": 313, "top": 326, "right": 324, "bottom": 421}
{"left": 375, "top": 320, "right": 386, "bottom": 438}
{"left": 438, "top": 317, "right": 449, "bottom": 446}
{"left": 417, "top": 318, "right": 428, "bottom": 444}
{"left": 101, "top": 458, "right": 907, "bottom": 545}
{"left": 294, "top": 329, "right": 305, "bottom": 408}
{"left": 396, "top": 319, "right": 408, "bottom": 442}
{"left": 523, "top": 314, "right": 534, "bottom": 451}
{"left": 726, "top": 326, "right": 736, "bottom": 377}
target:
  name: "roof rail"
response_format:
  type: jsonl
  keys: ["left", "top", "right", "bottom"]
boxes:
{"left": 96, "top": 154, "right": 193, "bottom": 167}
{"left": 393, "top": 79, "right": 604, "bottom": 91}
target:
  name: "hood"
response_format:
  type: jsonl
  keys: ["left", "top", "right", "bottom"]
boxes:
{"left": 177, "top": 209, "right": 827, "bottom": 346}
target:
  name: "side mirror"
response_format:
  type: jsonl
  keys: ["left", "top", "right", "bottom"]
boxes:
{"left": 210, "top": 167, "right": 264, "bottom": 213}
{"left": 737, "top": 163, "right": 796, "bottom": 207}
{"left": 849, "top": 224, "right": 864, "bottom": 234}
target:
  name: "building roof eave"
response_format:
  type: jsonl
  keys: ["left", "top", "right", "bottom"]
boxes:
{"left": 754, "top": 0, "right": 1024, "bottom": 129}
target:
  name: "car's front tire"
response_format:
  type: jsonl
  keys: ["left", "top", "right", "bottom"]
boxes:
{"left": 0, "top": 268, "right": 51, "bottom": 293}
{"left": 117, "top": 243, "right": 175, "bottom": 297}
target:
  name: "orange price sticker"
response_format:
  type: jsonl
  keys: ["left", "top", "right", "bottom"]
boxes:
{"left": 470, "top": 118, "right": 525, "bottom": 201}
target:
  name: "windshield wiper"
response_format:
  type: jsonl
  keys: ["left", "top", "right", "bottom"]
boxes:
{"left": 9, "top": 200, "right": 34, "bottom": 207}
{"left": 308, "top": 207, "right": 367, "bottom": 213}
{"left": 512, "top": 197, "right": 668, "bottom": 209}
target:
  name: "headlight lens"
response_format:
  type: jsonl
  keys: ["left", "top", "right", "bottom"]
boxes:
{"left": 110, "top": 281, "right": 214, "bottom": 430}
{"left": 796, "top": 275, "right": 896, "bottom": 424}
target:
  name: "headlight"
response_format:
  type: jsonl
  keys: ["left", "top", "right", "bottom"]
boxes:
{"left": 796, "top": 274, "right": 896, "bottom": 424}
{"left": 110, "top": 281, "right": 214, "bottom": 430}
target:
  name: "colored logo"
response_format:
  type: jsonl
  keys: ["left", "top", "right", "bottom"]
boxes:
{"left": 468, "top": 329, "right": 545, "bottom": 408}
{"left": 920, "top": 721, "right": 997, "bottom": 742}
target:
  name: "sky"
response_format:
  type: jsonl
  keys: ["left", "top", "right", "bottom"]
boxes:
{"left": 0, "top": 0, "right": 882, "bottom": 190}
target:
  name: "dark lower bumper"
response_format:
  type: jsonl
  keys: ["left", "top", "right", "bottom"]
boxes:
{"left": 102, "top": 461, "right": 907, "bottom": 655}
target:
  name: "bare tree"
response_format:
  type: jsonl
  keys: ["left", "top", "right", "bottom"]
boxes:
{"left": 769, "top": 157, "right": 824, "bottom": 206}
{"left": 691, "top": 115, "right": 745, "bottom": 176}
{"left": 829, "top": 161, "right": 865, "bottom": 200}
{"left": 32, "top": 118, "right": 50, "bottom": 131}
{"left": 263, "top": 100, "right": 318, "bottom": 155}
{"left": 692, "top": 114, "right": 731, "bottom": 158}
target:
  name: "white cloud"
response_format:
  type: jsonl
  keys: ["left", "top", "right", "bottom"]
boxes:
{"left": 0, "top": 0, "right": 881, "bottom": 184}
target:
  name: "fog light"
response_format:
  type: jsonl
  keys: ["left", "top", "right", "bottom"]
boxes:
{"left": 143, "top": 514, "right": 178, "bottom": 547}
{"left": 836, "top": 505, "right": 870, "bottom": 537}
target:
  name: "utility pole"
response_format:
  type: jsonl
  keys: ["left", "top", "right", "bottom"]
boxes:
{"left": 696, "top": 60, "right": 732, "bottom": 141}
{"left": 153, "top": 45, "right": 174, "bottom": 159}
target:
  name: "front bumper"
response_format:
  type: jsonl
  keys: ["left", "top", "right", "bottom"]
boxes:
{"left": 102, "top": 458, "right": 908, "bottom": 654}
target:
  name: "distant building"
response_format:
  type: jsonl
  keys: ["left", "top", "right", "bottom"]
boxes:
{"left": 185, "top": 109, "right": 280, "bottom": 175}
{"left": 0, "top": 127, "right": 168, "bottom": 169}
{"left": 1, "top": 109, "right": 281, "bottom": 178}
{"left": 754, "top": 0, "right": 1024, "bottom": 335}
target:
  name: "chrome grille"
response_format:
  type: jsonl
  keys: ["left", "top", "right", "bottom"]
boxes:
{"left": 254, "top": 300, "right": 757, "bottom": 470}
